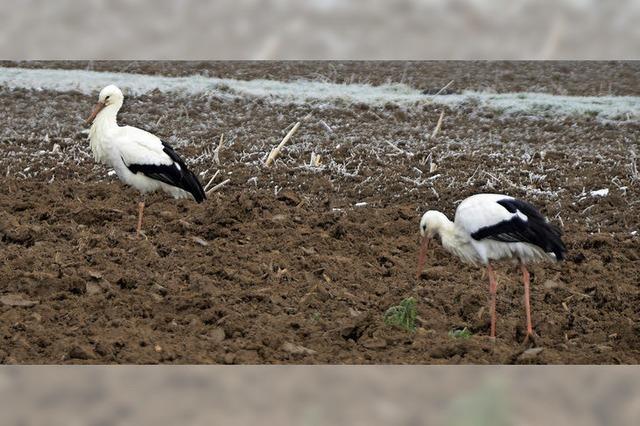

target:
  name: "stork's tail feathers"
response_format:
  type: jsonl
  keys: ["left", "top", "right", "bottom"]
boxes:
{"left": 494, "top": 198, "right": 567, "bottom": 262}
{"left": 160, "top": 141, "right": 206, "bottom": 203}
{"left": 545, "top": 222, "right": 566, "bottom": 261}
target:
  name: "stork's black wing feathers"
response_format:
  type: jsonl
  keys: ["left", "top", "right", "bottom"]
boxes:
{"left": 470, "top": 198, "right": 566, "bottom": 260}
{"left": 123, "top": 141, "right": 206, "bottom": 203}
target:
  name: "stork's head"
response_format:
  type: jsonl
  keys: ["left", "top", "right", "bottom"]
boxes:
{"left": 86, "top": 85, "right": 124, "bottom": 124}
{"left": 419, "top": 210, "right": 448, "bottom": 238}
{"left": 98, "top": 85, "right": 123, "bottom": 106}
{"left": 416, "top": 210, "right": 448, "bottom": 278}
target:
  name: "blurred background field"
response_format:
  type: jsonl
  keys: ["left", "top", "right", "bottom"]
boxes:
{"left": 2, "top": 0, "right": 639, "bottom": 60}
{"left": 2, "top": 366, "right": 640, "bottom": 425}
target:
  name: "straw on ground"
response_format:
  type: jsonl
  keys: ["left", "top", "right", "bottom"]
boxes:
{"left": 265, "top": 113, "right": 312, "bottom": 167}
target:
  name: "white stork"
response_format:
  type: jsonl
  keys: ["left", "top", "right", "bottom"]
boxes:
{"left": 86, "top": 85, "right": 206, "bottom": 237}
{"left": 87, "top": 85, "right": 207, "bottom": 236}
{"left": 416, "top": 193, "right": 566, "bottom": 341}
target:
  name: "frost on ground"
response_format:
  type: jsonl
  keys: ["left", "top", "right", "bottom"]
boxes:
{"left": 0, "top": 70, "right": 637, "bottom": 232}
{"left": 1, "top": 67, "right": 639, "bottom": 122}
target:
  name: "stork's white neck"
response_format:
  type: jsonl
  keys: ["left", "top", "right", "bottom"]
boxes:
{"left": 92, "top": 103, "right": 121, "bottom": 129}
{"left": 427, "top": 211, "right": 469, "bottom": 257}
{"left": 88, "top": 103, "right": 122, "bottom": 156}
{"left": 428, "top": 212, "right": 455, "bottom": 243}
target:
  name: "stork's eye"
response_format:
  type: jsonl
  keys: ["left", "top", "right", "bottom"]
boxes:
{"left": 105, "top": 95, "right": 110, "bottom": 100}
{"left": 422, "top": 224, "right": 427, "bottom": 231}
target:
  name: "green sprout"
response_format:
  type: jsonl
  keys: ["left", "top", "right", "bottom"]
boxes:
{"left": 383, "top": 297, "right": 417, "bottom": 332}
{"left": 448, "top": 327, "right": 473, "bottom": 339}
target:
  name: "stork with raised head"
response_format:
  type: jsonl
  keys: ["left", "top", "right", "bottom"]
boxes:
{"left": 86, "top": 85, "right": 206, "bottom": 237}
{"left": 416, "top": 193, "right": 566, "bottom": 341}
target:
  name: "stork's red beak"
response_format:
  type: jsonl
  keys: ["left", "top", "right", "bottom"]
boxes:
{"left": 86, "top": 101, "right": 106, "bottom": 124}
{"left": 416, "top": 235, "right": 430, "bottom": 279}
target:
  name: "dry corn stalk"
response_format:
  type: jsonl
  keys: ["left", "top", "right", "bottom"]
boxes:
{"left": 310, "top": 152, "right": 322, "bottom": 167}
{"left": 213, "top": 134, "right": 224, "bottom": 165}
{"left": 206, "top": 178, "right": 230, "bottom": 195}
{"left": 265, "top": 114, "right": 312, "bottom": 167}
{"left": 203, "top": 169, "right": 220, "bottom": 192}
{"left": 431, "top": 111, "right": 445, "bottom": 139}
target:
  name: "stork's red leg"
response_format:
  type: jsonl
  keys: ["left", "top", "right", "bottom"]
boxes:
{"left": 487, "top": 263, "right": 498, "bottom": 339}
{"left": 521, "top": 264, "right": 533, "bottom": 337}
{"left": 136, "top": 201, "right": 145, "bottom": 238}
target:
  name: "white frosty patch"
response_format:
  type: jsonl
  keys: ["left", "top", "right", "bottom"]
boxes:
{"left": 1, "top": 67, "right": 639, "bottom": 120}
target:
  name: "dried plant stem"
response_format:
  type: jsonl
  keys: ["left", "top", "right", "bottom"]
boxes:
{"left": 266, "top": 122, "right": 300, "bottom": 167}
{"left": 310, "top": 152, "right": 322, "bottom": 167}
{"left": 265, "top": 114, "right": 312, "bottom": 167}
{"left": 213, "top": 134, "right": 224, "bottom": 166}
{"left": 320, "top": 120, "right": 333, "bottom": 133}
{"left": 431, "top": 111, "right": 445, "bottom": 139}
{"left": 434, "top": 80, "right": 454, "bottom": 96}
{"left": 203, "top": 169, "right": 220, "bottom": 192}
{"left": 206, "top": 178, "right": 230, "bottom": 195}
{"left": 384, "top": 139, "right": 413, "bottom": 157}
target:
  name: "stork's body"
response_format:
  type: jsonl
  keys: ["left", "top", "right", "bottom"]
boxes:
{"left": 86, "top": 85, "right": 205, "bottom": 236}
{"left": 417, "top": 193, "right": 566, "bottom": 340}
